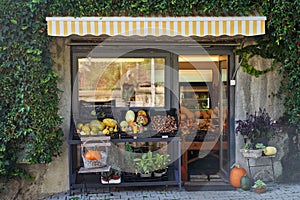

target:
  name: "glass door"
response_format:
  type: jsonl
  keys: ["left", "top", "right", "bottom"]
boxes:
{"left": 218, "top": 56, "right": 229, "bottom": 177}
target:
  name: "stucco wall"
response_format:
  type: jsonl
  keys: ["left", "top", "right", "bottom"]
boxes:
{"left": 235, "top": 39, "right": 285, "bottom": 177}
{"left": 40, "top": 37, "right": 72, "bottom": 195}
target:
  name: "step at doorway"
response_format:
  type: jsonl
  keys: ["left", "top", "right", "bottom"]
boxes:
{"left": 183, "top": 153, "right": 234, "bottom": 191}
{"left": 184, "top": 173, "right": 234, "bottom": 191}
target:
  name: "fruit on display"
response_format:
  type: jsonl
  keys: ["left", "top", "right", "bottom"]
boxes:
{"left": 84, "top": 150, "right": 102, "bottom": 160}
{"left": 136, "top": 110, "right": 148, "bottom": 126}
{"left": 240, "top": 175, "right": 252, "bottom": 190}
{"left": 125, "top": 110, "right": 135, "bottom": 122}
{"left": 103, "top": 118, "right": 118, "bottom": 127}
{"left": 264, "top": 146, "right": 277, "bottom": 156}
{"left": 120, "top": 121, "right": 129, "bottom": 132}
{"left": 81, "top": 125, "right": 91, "bottom": 135}
{"left": 229, "top": 163, "right": 247, "bottom": 188}
{"left": 90, "top": 127, "right": 99, "bottom": 135}
{"left": 76, "top": 123, "right": 84, "bottom": 130}
{"left": 119, "top": 110, "right": 149, "bottom": 134}
{"left": 76, "top": 118, "right": 118, "bottom": 135}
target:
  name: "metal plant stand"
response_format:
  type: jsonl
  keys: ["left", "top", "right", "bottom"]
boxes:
{"left": 246, "top": 155, "right": 276, "bottom": 183}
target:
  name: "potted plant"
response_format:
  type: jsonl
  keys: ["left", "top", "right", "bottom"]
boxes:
{"left": 153, "top": 153, "right": 170, "bottom": 177}
{"left": 252, "top": 179, "right": 267, "bottom": 194}
{"left": 236, "top": 108, "right": 276, "bottom": 147}
{"left": 240, "top": 142, "right": 263, "bottom": 158}
{"left": 133, "top": 151, "right": 154, "bottom": 178}
{"left": 101, "top": 168, "right": 122, "bottom": 184}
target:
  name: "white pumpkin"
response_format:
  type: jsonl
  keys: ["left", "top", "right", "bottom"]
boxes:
{"left": 125, "top": 110, "right": 135, "bottom": 122}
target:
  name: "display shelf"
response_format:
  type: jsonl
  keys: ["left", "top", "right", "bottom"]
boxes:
{"left": 68, "top": 134, "right": 181, "bottom": 194}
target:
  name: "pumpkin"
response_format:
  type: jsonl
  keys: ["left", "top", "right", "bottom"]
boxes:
{"left": 240, "top": 175, "right": 252, "bottom": 190}
{"left": 264, "top": 146, "right": 277, "bottom": 156}
{"left": 229, "top": 163, "right": 247, "bottom": 188}
{"left": 85, "top": 150, "right": 102, "bottom": 160}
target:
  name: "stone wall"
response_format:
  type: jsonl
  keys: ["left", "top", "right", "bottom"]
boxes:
{"left": 234, "top": 39, "right": 286, "bottom": 180}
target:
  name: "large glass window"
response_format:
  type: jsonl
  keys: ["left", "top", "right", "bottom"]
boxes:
{"left": 78, "top": 57, "right": 165, "bottom": 107}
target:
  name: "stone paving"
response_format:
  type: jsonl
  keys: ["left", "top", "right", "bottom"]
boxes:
{"left": 43, "top": 183, "right": 300, "bottom": 200}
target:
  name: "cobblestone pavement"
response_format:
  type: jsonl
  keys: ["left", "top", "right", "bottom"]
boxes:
{"left": 43, "top": 183, "right": 300, "bottom": 200}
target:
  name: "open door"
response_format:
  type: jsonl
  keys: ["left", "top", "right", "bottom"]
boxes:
{"left": 218, "top": 56, "right": 230, "bottom": 179}
{"left": 179, "top": 54, "right": 232, "bottom": 189}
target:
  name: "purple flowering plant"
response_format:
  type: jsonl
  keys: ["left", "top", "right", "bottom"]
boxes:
{"left": 236, "top": 108, "right": 276, "bottom": 143}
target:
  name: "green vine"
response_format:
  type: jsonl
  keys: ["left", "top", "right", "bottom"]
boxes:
{"left": 0, "top": 0, "right": 299, "bottom": 190}
{"left": 234, "top": 41, "right": 276, "bottom": 78}
{"left": 0, "top": 0, "right": 63, "bottom": 185}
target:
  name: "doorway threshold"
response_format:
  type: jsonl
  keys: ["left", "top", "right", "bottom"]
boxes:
{"left": 184, "top": 174, "right": 235, "bottom": 191}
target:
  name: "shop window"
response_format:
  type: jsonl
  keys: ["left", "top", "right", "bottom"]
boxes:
{"left": 77, "top": 57, "right": 165, "bottom": 107}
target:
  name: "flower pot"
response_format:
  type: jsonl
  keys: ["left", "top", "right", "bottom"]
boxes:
{"left": 240, "top": 149, "right": 262, "bottom": 158}
{"left": 153, "top": 169, "right": 167, "bottom": 177}
{"left": 254, "top": 186, "right": 266, "bottom": 194}
{"left": 140, "top": 172, "right": 152, "bottom": 178}
{"left": 101, "top": 176, "right": 121, "bottom": 184}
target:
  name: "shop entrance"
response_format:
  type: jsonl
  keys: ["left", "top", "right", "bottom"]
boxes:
{"left": 178, "top": 55, "right": 231, "bottom": 188}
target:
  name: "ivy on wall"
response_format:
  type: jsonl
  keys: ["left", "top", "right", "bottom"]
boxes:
{"left": 0, "top": 0, "right": 63, "bottom": 186}
{"left": 0, "top": 0, "right": 299, "bottom": 189}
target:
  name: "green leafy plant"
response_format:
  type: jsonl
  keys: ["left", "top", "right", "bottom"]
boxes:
{"left": 255, "top": 143, "right": 266, "bottom": 150}
{"left": 253, "top": 179, "right": 266, "bottom": 189}
{"left": 153, "top": 153, "right": 170, "bottom": 172}
{"left": 133, "top": 151, "right": 154, "bottom": 175}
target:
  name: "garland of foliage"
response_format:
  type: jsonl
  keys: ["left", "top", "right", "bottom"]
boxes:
{"left": 0, "top": 0, "right": 299, "bottom": 189}
{"left": 0, "top": 0, "right": 63, "bottom": 186}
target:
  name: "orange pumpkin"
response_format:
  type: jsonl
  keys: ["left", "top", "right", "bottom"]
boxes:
{"left": 85, "top": 150, "right": 102, "bottom": 160}
{"left": 229, "top": 163, "right": 247, "bottom": 188}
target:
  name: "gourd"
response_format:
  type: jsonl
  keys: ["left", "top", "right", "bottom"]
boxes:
{"left": 85, "top": 150, "right": 102, "bottom": 160}
{"left": 240, "top": 175, "right": 251, "bottom": 190}
{"left": 102, "top": 118, "right": 117, "bottom": 127}
{"left": 229, "top": 163, "right": 247, "bottom": 188}
{"left": 125, "top": 110, "right": 135, "bottom": 122}
{"left": 264, "top": 146, "right": 277, "bottom": 156}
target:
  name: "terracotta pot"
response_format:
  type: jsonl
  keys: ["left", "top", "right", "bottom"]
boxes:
{"left": 111, "top": 175, "right": 121, "bottom": 180}
{"left": 254, "top": 186, "right": 266, "bottom": 194}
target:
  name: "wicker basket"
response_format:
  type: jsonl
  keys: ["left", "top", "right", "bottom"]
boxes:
{"left": 81, "top": 139, "right": 110, "bottom": 169}
{"left": 240, "top": 149, "right": 263, "bottom": 158}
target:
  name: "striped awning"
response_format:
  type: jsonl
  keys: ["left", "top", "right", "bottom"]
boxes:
{"left": 46, "top": 12, "right": 266, "bottom": 37}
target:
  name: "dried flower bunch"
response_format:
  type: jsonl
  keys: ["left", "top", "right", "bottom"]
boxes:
{"left": 236, "top": 108, "right": 276, "bottom": 142}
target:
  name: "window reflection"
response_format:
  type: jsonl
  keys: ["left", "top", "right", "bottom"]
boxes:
{"left": 78, "top": 58, "right": 165, "bottom": 107}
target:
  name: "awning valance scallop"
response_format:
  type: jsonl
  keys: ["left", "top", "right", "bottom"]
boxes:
{"left": 46, "top": 11, "right": 266, "bottom": 37}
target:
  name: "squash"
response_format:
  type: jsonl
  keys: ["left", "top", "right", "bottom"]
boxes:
{"left": 264, "top": 146, "right": 277, "bottom": 156}
{"left": 240, "top": 175, "right": 251, "bottom": 190}
{"left": 229, "top": 163, "right": 247, "bottom": 188}
{"left": 85, "top": 150, "right": 102, "bottom": 160}
{"left": 102, "top": 118, "right": 117, "bottom": 127}
{"left": 125, "top": 110, "right": 135, "bottom": 122}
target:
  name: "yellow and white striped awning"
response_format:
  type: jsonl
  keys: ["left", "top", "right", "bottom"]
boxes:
{"left": 46, "top": 12, "right": 266, "bottom": 37}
